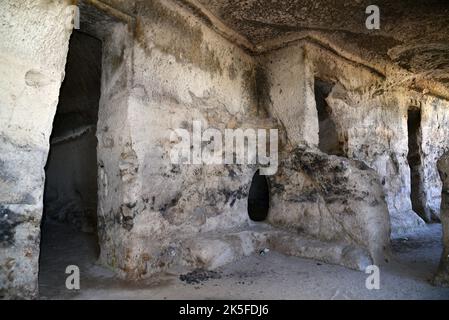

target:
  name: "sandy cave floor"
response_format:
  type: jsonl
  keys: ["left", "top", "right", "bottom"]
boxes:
{"left": 38, "top": 220, "right": 449, "bottom": 300}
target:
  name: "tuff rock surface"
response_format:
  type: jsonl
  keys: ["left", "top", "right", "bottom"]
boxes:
{"left": 434, "top": 153, "right": 449, "bottom": 287}
{"left": 0, "top": 0, "right": 448, "bottom": 299}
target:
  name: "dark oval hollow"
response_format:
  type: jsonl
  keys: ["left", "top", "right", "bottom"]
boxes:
{"left": 247, "top": 170, "right": 270, "bottom": 221}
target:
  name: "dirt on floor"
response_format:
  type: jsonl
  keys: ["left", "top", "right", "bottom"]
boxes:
{"left": 38, "top": 220, "right": 449, "bottom": 300}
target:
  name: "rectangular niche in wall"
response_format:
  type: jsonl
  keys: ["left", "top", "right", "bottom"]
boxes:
{"left": 314, "top": 78, "right": 344, "bottom": 156}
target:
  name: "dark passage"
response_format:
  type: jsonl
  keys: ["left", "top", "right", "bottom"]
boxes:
{"left": 314, "top": 79, "right": 344, "bottom": 156}
{"left": 407, "top": 107, "right": 428, "bottom": 221}
{"left": 248, "top": 170, "right": 270, "bottom": 221}
{"left": 39, "top": 31, "right": 102, "bottom": 294}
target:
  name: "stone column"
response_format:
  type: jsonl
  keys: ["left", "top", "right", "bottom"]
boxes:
{"left": 434, "top": 152, "right": 449, "bottom": 286}
{"left": 0, "top": 0, "right": 73, "bottom": 298}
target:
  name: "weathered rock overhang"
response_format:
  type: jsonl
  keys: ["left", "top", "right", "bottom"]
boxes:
{"left": 175, "top": 0, "right": 449, "bottom": 101}
{"left": 92, "top": 0, "right": 449, "bottom": 100}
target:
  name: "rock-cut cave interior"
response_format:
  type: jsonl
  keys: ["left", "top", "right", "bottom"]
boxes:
{"left": 1, "top": 0, "right": 449, "bottom": 300}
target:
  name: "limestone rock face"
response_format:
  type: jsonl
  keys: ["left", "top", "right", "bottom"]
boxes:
{"left": 0, "top": 0, "right": 72, "bottom": 299}
{"left": 269, "top": 147, "right": 391, "bottom": 265}
{"left": 262, "top": 41, "right": 449, "bottom": 237}
{"left": 91, "top": 0, "right": 393, "bottom": 280}
{"left": 93, "top": 0, "right": 266, "bottom": 280}
{"left": 434, "top": 153, "right": 449, "bottom": 287}
{"left": 325, "top": 88, "right": 449, "bottom": 233}
{"left": 420, "top": 98, "right": 449, "bottom": 221}
{"left": 1, "top": 0, "right": 448, "bottom": 299}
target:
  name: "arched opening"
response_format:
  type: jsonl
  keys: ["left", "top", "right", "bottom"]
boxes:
{"left": 314, "top": 78, "right": 344, "bottom": 156}
{"left": 247, "top": 170, "right": 270, "bottom": 221}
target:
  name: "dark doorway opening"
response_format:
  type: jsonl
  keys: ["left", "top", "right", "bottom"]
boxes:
{"left": 407, "top": 107, "right": 428, "bottom": 221}
{"left": 314, "top": 79, "right": 344, "bottom": 156}
{"left": 39, "top": 30, "right": 102, "bottom": 296}
{"left": 248, "top": 170, "right": 270, "bottom": 221}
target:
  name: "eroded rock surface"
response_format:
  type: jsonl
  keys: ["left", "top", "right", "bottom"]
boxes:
{"left": 269, "top": 147, "right": 390, "bottom": 266}
{"left": 434, "top": 153, "right": 449, "bottom": 287}
{"left": 1, "top": 0, "right": 449, "bottom": 299}
{"left": 0, "top": 0, "right": 72, "bottom": 299}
